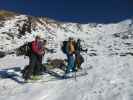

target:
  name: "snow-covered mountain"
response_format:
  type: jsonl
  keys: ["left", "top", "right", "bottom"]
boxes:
{"left": 0, "top": 10, "right": 133, "bottom": 56}
{"left": 0, "top": 10, "right": 133, "bottom": 100}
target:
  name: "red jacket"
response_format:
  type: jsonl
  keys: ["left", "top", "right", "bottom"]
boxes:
{"left": 32, "top": 41, "right": 44, "bottom": 55}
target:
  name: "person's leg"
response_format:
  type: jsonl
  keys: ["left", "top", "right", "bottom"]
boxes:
{"left": 77, "top": 60, "right": 82, "bottom": 70}
{"left": 29, "top": 54, "right": 38, "bottom": 76}
{"left": 77, "top": 56, "right": 82, "bottom": 70}
{"left": 35, "top": 56, "right": 43, "bottom": 75}
{"left": 66, "top": 54, "right": 71, "bottom": 73}
{"left": 39, "top": 56, "right": 46, "bottom": 72}
{"left": 75, "top": 53, "right": 82, "bottom": 70}
{"left": 23, "top": 54, "right": 36, "bottom": 80}
{"left": 72, "top": 54, "right": 77, "bottom": 71}
{"left": 67, "top": 55, "right": 75, "bottom": 72}
{"left": 70, "top": 55, "right": 75, "bottom": 71}
{"left": 76, "top": 54, "right": 80, "bottom": 69}
{"left": 78, "top": 53, "right": 84, "bottom": 70}
{"left": 22, "top": 65, "right": 29, "bottom": 80}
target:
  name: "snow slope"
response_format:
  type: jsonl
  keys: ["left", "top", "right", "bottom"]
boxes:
{"left": 0, "top": 11, "right": 133, "bottom": 100}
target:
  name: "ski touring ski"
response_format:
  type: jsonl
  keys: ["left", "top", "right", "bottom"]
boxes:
{"left": 25, "top": 71, "right": 88, "bottom": 83}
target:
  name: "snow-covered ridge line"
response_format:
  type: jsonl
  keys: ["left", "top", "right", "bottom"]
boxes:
{"left": 0, "top": 12, "right": 132, "bottom": 53}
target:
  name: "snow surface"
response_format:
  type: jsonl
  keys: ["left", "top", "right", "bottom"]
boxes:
{"left": 0, "top": 14, "right": 133, "bottom": 100}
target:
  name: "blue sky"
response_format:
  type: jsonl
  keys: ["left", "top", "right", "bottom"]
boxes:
{"left": 0, "top": 0, "right": 133, "bottom": 23}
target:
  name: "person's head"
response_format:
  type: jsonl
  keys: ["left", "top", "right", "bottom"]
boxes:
{"left": 35, "top": 34, "right": 45, "bottom": 42}
{"left": 35, "top": 35, "right": 41, "bottom": 42}
{"left": 77, "top": 39, "right": 81, "bottom": 43}
{"left": 68, "top": 37, "right": 74, "bottom": 42}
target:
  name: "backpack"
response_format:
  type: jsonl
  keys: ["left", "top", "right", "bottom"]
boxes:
{"left": 17, "top": 41, "right": 32, "bottom": 56}
{"left": 61, "top": 41, "right": 68, "bottom": 54}
{"left": 25, "top": 42, "right": 32, "bottom": 56}
{"left": 76, "top": 53, "right": 84, "bottom": 64}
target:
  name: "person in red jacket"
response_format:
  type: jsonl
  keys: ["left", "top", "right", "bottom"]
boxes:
{"left": 32, "top": 36, "right": 44, "bottom": 56}
{"left": 23, "top": 36, "right": 46, "bottom": 81}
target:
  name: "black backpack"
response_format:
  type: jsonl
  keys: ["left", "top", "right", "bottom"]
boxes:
{"left": 25, "top": 42, "right": 32, "bottom": 56}
{"left": 61, "top": 41, "right": 68, "bottom": 54}
{"left": 17, "top": 41, "right": 32, "bottom": 56}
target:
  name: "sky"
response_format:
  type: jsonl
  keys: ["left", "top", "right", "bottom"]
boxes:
{"left": 0, "top": 0, "right": 133, "bottom": 23}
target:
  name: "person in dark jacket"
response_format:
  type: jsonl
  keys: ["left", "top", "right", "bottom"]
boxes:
{"left": 23, "top": 36, "right": 45, "bottom": 81}
{"left": 75, "top": 39, "right": 84, "bottom": 70}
